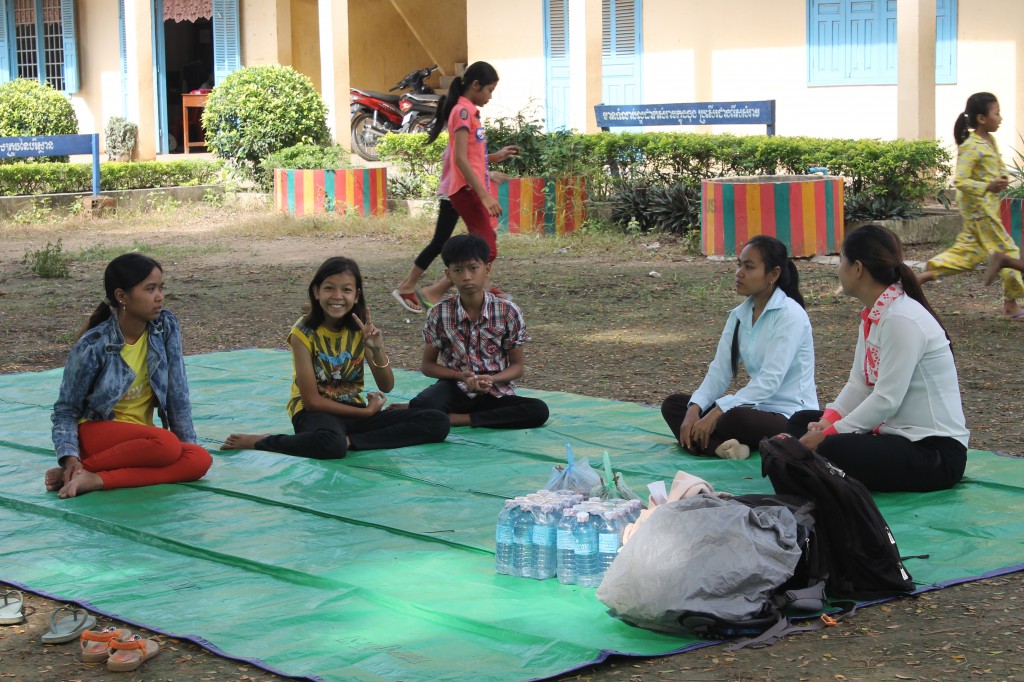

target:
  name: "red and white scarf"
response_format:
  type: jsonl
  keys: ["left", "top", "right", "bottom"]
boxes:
{"left": 860, "top": 283, "right": 904, "bottom": 386}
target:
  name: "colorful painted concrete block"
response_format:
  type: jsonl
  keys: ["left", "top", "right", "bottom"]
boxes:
{"left": 701, "top": 175, "right": 845, "bottom": 257}
{"left": 1000, "top": 197, "right": 1024, "bottom": 249}
{"left": 274, "top": 168, "right": 387, "bottom": 217}
{"left": 492, "top": 176, "right": 587, "bottom": 235}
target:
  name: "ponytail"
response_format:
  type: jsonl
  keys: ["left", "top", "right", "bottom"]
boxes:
{"left": 76, "top": 301, "right": 115, "bottom": 341}
{"left": 427, "top": 61, "right": 499, "bottom": 144}
{"left": 953, "top": 92, "right": 998, "bottom": 146}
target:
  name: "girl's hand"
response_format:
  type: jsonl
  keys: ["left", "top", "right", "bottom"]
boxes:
{"left": 805, "top": 419, "right": 833, "bottom": 433}
{"left": 482, "top": 192, "right": 502, "bottom": 217}
{"left": 800, "top": 430, "right": 827, "bottom": 452}
{"left": 690, "top": 407, "right": 723, "bottom": 451}
{"left": 495, "top": 145, "right": 519, "bottom": 161}
{"left": 365, "top": 391, "right": 387, "bottom": 415}
{"left": 988, "top": 177, "right": 1010, "bottom": 193}
{"left": 352, "top": 313, "right": 384, "bottom": 353}
{"left": 678, "top": 404, "right": 702, "bottom": 450}
{"left": 62, "top": 456, "right": 83, "bottom": 483}
{"left": 491, "top": 171, "right": 510, "bottom": 185}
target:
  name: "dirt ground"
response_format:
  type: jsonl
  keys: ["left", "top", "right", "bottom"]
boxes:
{"left": 0, "top": 203, "right": 1022, "bottom": 682}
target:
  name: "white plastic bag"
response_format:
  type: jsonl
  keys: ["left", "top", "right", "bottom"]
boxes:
{"left": 544, "top": 443, "right": 602, "bottom": 495}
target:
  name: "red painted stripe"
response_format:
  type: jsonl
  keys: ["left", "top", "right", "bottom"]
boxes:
{"left": 293, "top": 170, "right": 305, "bottom": 216}
{"left": 788, "top": 185, "right": 805, "bottom": 257}
{"left": 760, "top": 183, "right": 776, "bottom": 237}
{"left": 353, "top": 170, "right": 365, "bottom": 216}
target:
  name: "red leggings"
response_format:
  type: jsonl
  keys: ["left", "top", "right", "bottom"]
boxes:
{"left": 78, "top": 421, "right": 212, "bottom": 490}
{"left": 448, "top": 186, "right": 498, "bottom": 262}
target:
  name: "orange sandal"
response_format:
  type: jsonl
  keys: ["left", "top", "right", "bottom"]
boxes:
{"left": 80, "top": 627, "right": 131, "bottom": 663}
{"left": 107, "top": 635, "right": 159, "bottom": 672}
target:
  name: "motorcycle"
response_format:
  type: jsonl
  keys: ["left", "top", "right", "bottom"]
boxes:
{"left": 350, "top": 65, "right": 442, "bottom": 161}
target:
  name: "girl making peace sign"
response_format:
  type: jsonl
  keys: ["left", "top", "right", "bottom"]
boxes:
{"left": 223, "top": 257, "right": 449, "bottom": 459}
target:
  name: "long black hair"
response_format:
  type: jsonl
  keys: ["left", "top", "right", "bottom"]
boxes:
{"left": 954, "top": 92, "right": 998, "bottom": 146}
{"left": 731, "top": 236, "right": 805, "bottom": 375}
{"left": 842, "top": 224, "right": 949, "bottom": 341}
{"left": 302, "top": 256, "right": 366, "bottom": 332}
{"left": 426, "top": 61, "right": 499, "bottom": 144}
{"left": 79, "top": 253, "right": 162, "bottom": 340}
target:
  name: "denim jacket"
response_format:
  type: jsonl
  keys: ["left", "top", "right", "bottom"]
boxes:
{"left": 51, "top": 310, "right": 197, "bottom": 461}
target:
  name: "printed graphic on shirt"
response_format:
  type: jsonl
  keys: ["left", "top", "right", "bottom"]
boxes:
{"left": 287, "top": 322, "right": 366, "bottom": 417}
{"left": 476, "top": 128, "right": 485, "bottom": 142}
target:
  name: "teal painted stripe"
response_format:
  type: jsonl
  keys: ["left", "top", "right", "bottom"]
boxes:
{"left": 325, "top": 170, "right": 336, "bottom": 213}
{"left": 774, "top": 183, "right": 791, "bottom": 247}
{"left": 286, "top": 170, "right": 295, "bottom": 214}
{"left": 544, "top": 177, "right": 556, "bottom": 235}
{"left": 1013, "top": 199, "right": 1023, "bottom": 249}
{"left": 722, "top": 183, "right": 736, "bottom": 255}
{"left": 362, "top": 169, "right": 371, "bottom": 215}
{"left": 824, "top": 180, "right": 835, "bottom": 252}
{"left": 497, "top": 182, "right": 509, "bottom": 234}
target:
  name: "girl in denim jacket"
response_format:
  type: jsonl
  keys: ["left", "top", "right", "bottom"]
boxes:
{"left": 47, "top": 254, "right": 212, "bottom": 498}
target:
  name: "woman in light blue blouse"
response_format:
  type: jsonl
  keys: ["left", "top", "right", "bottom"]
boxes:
{"left": 661, "top": 236, "right": 818, "bottom": 460}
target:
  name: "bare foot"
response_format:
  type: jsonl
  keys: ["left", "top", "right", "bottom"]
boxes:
{"left": 58, "top": 470, "right": 104, "bottom": 498}
{"left": 1003, "top": 300, "right": 1024, "bottom": 320}
{"left": 983, "top": 252, "right": 1008, "bottom": 287}
{"left": 385, "top": 402, "right": 409, "bottom": 411}
{"left": 45, "top": 467, "right": 64, "bottom": 491}
{"left": 917, "top": 270, "right": 938, "bottom": 284}
{"left": 220, "top": 434, "right": 268, "bottom": 450}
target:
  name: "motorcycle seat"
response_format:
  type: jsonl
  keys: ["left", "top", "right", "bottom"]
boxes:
{"left": 404, "top": 93, "right": 442, "bottom": 104}
{"left": 352, "top": 89, "right": 402, "bottom": 104}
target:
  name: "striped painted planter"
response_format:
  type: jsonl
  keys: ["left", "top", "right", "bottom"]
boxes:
{"left": 999, "top": 197, "right": 1024, "bottom": 249}
{"left": 491, "top": 176, "right": 587, "bottom": 235}
{"left": 274, "top": 168, "right": 387, "bottom": 217}
{"left": 701, "top": 175, "right": 845, "bottom": 257}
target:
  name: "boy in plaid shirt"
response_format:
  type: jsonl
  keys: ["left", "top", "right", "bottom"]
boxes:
{"left": 409, "top": 235, "right": 549, "bottom": 429}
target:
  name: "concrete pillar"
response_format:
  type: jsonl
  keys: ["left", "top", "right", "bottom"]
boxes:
{"left": 240, "top": 0, "right": 293, "bottom": 65}
{"left": 125, "top": 1, "right": 156, "bottom": 160}
{"left": 896, "top": 0, "right": 936, "bottom": 140}
{"left": 318, "top": 0, "right": 351, "bottom": 148}
{"left": 583, "top": 0, "right": 602, "bottom": 133}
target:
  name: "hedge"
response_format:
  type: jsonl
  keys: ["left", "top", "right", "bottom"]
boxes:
{"left": 0, "top": 160, "right": 222, "bottom": 196}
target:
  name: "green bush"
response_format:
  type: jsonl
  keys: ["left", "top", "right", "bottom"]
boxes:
{"left": 258, "top": 143, "right": 348, "bottom": 190}
{"left": 23, "top": 238, "right": 70, "bottom": 278}
{"left": 0, "top": 159, "right": 222, "bottom": 196}
{"left": 0, "top": 79, "right": 79, "bottom": 163}
{"left": 377, "top": 132, "right": 445, "bottom": 199}
{"left": 104, "top": 116, "right": 138, "bottom": 161}
{"left": 201, "top": 65, "right": 330, "bottom": 177}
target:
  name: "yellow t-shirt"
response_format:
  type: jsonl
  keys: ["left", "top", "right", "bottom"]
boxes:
{"left": 286, "top": 318, "right": 366, "bottom": 419}
{"left": 114, "top": 330, "right": 157, "bottom": 426}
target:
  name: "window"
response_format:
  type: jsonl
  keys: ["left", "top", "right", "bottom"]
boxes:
{"left": 807, "top": 0, "right": 956, "bottom": 86}
{"left": 0, "top": 0, "right": 78, "bottom": 93}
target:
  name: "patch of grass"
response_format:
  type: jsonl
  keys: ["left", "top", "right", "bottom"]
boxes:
{"left": 22, "top": 239, "right": 70, "bottom": 278}
{"left": 74, "top": 241, "right": 227, "bottom": 262}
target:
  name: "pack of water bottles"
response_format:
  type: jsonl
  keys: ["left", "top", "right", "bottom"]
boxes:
{"left": 495, "top": 490, "right": 643, "bottom": 587}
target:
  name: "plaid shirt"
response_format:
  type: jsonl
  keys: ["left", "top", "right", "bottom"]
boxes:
{"left": 422, "top": 292, "right": 530, "bottom": 397}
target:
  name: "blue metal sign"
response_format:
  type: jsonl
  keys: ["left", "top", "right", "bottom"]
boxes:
{"left": 0, "top": 134, "right": 101, "bottom": 195}
{"left": 596, "top": 100, "right": 776, "bottom": 136}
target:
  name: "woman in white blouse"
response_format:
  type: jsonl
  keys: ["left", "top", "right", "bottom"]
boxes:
{"left": 662, "top": 235, "right": 818, "bottom": 460}
{"left": 791, "top": 225, "right": 969, "bottom": 492}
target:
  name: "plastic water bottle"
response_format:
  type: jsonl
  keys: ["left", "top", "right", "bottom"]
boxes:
{"left": 574, "top": 512, "right": 601, "bottom": 587}
{"left": 598, "top": 510, "right": 623, "bottom": 574}
{"left": 495, "top": 500, "right": 518, "bottom": 575}
{"left": 532, "top": 503, "right": 558, "bottom": 579}
{"left": 512, "top": 502, "right": 537, "bottom": 578}
{"left": 556, "top": 508, "right": 577, "bottom": 584}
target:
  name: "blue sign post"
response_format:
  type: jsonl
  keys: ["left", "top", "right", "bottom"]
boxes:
{"left": 0, "top": 134, "right": 102, "bottom": 195}
{"left": 595, "top": 100, "right": 776, "bottom": 136}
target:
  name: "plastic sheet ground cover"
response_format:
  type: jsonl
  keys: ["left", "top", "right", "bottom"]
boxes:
{"left": 1, "top": 349, "right": 1023, "bottom": 682}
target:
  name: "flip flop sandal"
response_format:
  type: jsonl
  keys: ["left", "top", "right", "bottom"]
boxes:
{"left": 391, "top": 289, "right": 424, "bottom": 314}
{"left": 80, "top": 627, "right": 132, "bottom": 663}
{"left": 41, "top": 605, "right": 96, "bottom": 644}
{"left": 0, "top": 589, "right": 24, "bottom": 624}
{"left": 107, "top": 635, "right": 159, "bottom": 672}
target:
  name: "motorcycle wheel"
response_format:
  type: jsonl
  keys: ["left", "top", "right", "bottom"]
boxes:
{"left": 410, "top": 118, "right": 434, "bottom": 135}
{"left": 350, "top": 111, "right": 385, "bottom": 162}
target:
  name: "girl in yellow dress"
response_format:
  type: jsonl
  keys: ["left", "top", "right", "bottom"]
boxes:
{"left": 919, "top": 92, "right": 1024, "bottom": 319}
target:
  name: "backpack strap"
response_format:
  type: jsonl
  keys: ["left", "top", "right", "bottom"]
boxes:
{"left": 727, "top": 600, "right": 858, "bottom": 651}
{"left": 775, "top": 579, "right": 827, "bottom": 612}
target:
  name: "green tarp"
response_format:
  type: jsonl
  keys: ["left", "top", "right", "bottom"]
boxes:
{"left": 1, "top": 349, "right": 1022, "bottom": 681}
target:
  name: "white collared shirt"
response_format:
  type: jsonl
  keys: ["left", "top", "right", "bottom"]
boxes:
{"left": 690, "top": 287, "right": 818, "bottom": 417}
{"left": 829, "top": 295, "right": 969, "bottom": 446}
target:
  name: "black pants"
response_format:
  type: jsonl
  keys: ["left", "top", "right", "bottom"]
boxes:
{"left": 660, "top": 392, "right": 790, "bottom": 457}
{"left": 409, "top": 380, "right": 549, "bottom": 429}
{"left": 256, "top": 407, "right": 450, "bottom": 460}
{"left": 786, "top": 410, "right": 967, "bottom": 492}
{"left": 413, "top": 200, "right": 461, "bottom": 271}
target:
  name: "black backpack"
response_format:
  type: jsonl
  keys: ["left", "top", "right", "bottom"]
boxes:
{"left": 759, "top": 434, "right": 916, "bottom": 599}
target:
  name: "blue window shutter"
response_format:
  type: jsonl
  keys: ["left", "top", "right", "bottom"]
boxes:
{"left": 212, "top": 0, "right": 240, "bottom": 85}
{"left": 544, "top": 0, "right": 571, "bottom": 131}
{"left": 807, "top": 0, "right": 844, "bottom": 85}
{"left": 0, "top": 0, "right": 10, "bottom": 84}
{"left": 61, "top": 0, "right": 79, "bottom": 93}
{"left": 935, "top": 0, "right": 957, "bottom": 84}
{"left": 845, "top": 0, "right": 883, "bottom": 83}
